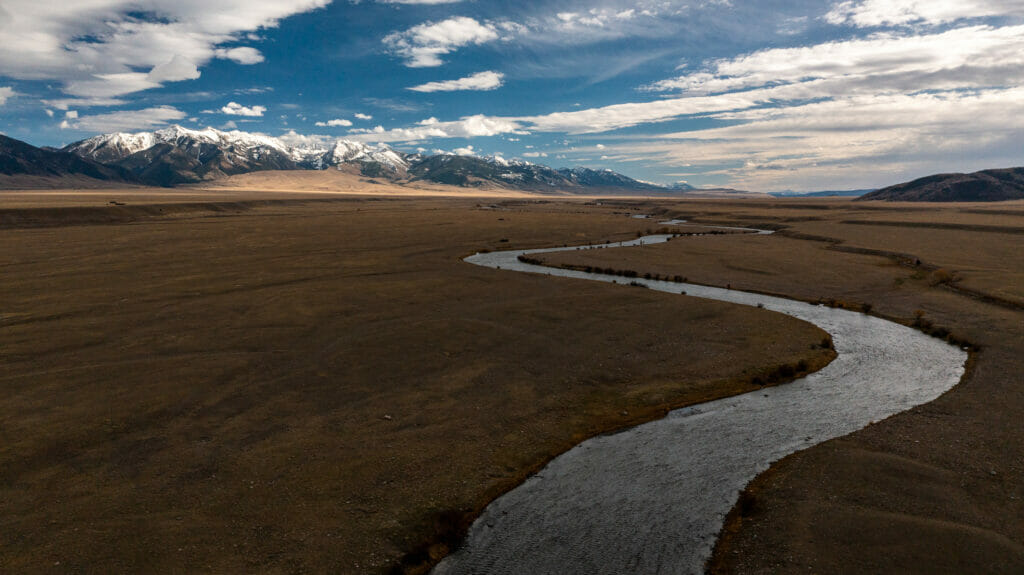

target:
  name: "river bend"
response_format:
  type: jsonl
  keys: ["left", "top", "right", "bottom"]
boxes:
{"left": 434, "top": 226, "right": 967, "bottom": 575}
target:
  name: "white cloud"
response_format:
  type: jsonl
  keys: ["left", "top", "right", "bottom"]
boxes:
{"left": 65, "top": 110, "right": 78, "bottom": 119}
{"left": 215, "top": 47, "right": 265, "bottom": 65}
{"left": 221, "top": 102, "right": 267, "bottom": 116}
{"left": 825, "top": 0, "right": 1024, "bottom": 27}
{"left": 354, "top": 113, "right": 373, "bottom": 120}
{"left": 0, "top": 86, "right": 14, "bottom": 106}
{"left": 554, "top": 7, "right": 639, "bottom": 29}
{"left": 346, "top": 114, "right": 527, "bottom": 143}
{"left": 453, "top": 145, "right": 476, "bottom": 156}
{"left": 277, "top": 130, "right": 333, "bottom": 149}
{"left": 45, "top": 109, "right": 54, "bottom": 117}
{"left": 502, "top": 3, "right": 680, "bottom": 48}
{"left": 408, "top": 71, "right": 504, "bottom": 92}
{"left": 384, "top": 16, "right": 499, "bottom": 67}
{"left": 522, "top": 151, "right": 548, "bottom": 158}
{"left": 147, "top": 54, "right": 201, "bottom": 83}
{"left": 65, "top": 73, "right": 161, "bottom": 98}
{"left": 0, "top": 1, "right": 329, "bottom": 97}
{"left": 59, "top": 105, "right": 187, "bottom": 133}
{"left": 378, "top": 0, "right": 462, "bottom": 3}
{"left": 647, "top": 25, "right": 1024, "bottom": 96}
{"left": 316, "top": 118, "right": 354, "bottom": 127}
{"left": 42, "top": 98, "right": 128, "bottom": 110}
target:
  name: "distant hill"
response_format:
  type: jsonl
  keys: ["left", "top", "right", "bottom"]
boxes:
{"left": 770, "top": 189, "right": 873, "bottom": 198}
{"left": 0, "top": 134, "right": 134, "bottom": 188}
{"left": 407, "top": 154, "right": 568, "bottom": 190}
{"left": 406, "top": 155, "right": 669, "bottom": 194}
{"left": 860, "top": 168, "right": 1024, "bottom": 202}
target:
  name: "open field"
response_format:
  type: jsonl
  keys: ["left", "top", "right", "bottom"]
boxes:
{"left": 541, "top": 198, "right": 1024, "bottom": 573}
{"left": 0, "top": 192, "right": 834, "bottom": 573}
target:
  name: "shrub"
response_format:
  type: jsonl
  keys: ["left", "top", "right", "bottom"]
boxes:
{"left": 929, "top": 268, "right": 957, "bottom": 286}
{"left": 517, "top": 255, "right": 544, "bottom": 266}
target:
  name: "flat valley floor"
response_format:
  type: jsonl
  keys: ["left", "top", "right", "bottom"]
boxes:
{"left": 1, "top": 189, "right": 1022, "bottom": 573}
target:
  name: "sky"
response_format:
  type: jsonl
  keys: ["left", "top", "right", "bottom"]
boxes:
{"left": 1, "top": 0, "right": 1023, "bottom": 192}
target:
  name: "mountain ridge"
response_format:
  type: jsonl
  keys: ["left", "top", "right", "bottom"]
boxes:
{"left": 0, "top": 133, "right": 137, "bottom": 187}
{"left": 4, "top": 126, "right": 751, "bottom": 195}
{"left": 859, "top": 167, "right": 1024, "bottom": 202}
{"left": 58, "top": 125, "right": 698, "bottom": 194}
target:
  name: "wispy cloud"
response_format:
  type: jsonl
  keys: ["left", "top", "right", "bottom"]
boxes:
{"left": 40, "top": 98, "right": 127, "bottom": 111}
{"left": 363, "top": 97, "right": 427, "bottom": 112}
{"left": 825, "top": 0, "right": 1024, "bottom": 27}
{"left": 383, "top": 17, "right": 500, "bottom": 67}
{"left": 408, "top": 71, "right": 504, "bottom": 92}
{"left": 646, "top": 25, "right": 1024, "bottom": 96}
{"left": 59, "top": 106, "right": 187, "bottom": 133}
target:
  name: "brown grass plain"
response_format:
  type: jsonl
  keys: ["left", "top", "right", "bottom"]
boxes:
{"left": 0, "top": 187, "right": 836, "bottom": 573}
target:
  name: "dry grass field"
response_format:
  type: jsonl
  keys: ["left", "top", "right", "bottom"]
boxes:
{"left": 542, "top": 198, "right": 1024, "bottom": 573}
{"left": 0, "top": 191, "right": 835, "bottom": 574}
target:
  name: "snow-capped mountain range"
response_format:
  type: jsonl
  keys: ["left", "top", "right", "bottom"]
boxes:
{"left": 62, "top": 125, "right": 414, "bottom": 185}
{"left": 51, "top": 125, "right": 700, "bottom": 193}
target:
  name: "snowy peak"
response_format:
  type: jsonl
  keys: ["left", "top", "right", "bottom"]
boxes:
{"left": 323, "top": 140, "right": 409, "bottom": 172}
{"left": 65, "top": 131, "right": 158, "bottom": 163}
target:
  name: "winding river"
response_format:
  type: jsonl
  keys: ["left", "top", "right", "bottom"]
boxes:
{"left": 434, "top": 223, "right": 967, "bottom": 575}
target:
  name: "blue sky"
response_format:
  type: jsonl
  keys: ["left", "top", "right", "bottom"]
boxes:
{"left": 1, "top": 0, "right": 1023, "bottom": 191}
